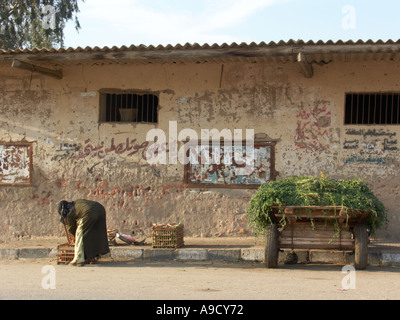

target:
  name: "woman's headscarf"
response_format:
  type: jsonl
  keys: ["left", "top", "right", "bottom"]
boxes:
{"left": 57, "top": 200, "right": 75, "bottom": 219}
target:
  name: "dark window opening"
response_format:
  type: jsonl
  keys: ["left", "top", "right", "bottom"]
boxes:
{"left": 100, "top": 92, "right": 158, "bottom": 123}
{"left": 345, "top": 93, "right": 400, "bottom": 125}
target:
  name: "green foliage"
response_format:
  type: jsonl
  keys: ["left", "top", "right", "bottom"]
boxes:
{"left": 0, "top": 0, "right": 83, "bottom": 50}
{"left": 246, "top": 176, "right": 388, "bottom": 236}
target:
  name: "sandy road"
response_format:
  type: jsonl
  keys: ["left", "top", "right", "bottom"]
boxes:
{"left": 0, "top": 258, "right": 399, "bottom": 301}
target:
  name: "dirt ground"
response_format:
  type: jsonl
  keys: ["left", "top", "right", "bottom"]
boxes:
{"left": 1, "top": 234, "right": 400, "bottom": 301}
{"left": 1, "top": 257, "right": 400, "bottom": 301}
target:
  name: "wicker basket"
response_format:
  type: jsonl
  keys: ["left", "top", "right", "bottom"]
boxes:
{"left": 57, "top": 219, "right": 75, "bottom": 264}
{"left": 57, "top": 243, "right": 75, "bottom": 264}
{"left": 152, "top": 223, "right": 184, "bottom": 248}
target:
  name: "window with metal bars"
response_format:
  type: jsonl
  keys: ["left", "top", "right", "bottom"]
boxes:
{"left": 99, "top": 92, "right": 158, "bottom": 123}
{"left": 345, "top": 93, "right": 400, "bottom": 125}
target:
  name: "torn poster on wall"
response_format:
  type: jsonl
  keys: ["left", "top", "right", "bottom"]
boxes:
{"left": 0, "top": 143, "right": 33, "bottom": 186}
{"left": 184, "top": 142, "right": 275, "bottom": 188}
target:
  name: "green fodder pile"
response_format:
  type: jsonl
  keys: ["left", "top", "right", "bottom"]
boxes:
{"left": 246, "top": 176, "right": 388, "bottom": 235}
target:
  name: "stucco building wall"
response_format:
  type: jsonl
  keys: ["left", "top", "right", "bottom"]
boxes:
{"left": 0, "top": 57, "right": 399, "bottom": 241}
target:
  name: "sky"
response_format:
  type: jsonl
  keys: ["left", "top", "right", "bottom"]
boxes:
{"left": 63, "top": 0, "right": 400, "bottom": 48}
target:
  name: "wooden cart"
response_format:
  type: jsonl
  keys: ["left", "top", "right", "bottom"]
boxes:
{"left": 264, "top": 206, "right": 370, "bottom": 270}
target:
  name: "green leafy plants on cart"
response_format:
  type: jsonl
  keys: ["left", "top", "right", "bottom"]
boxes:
{"left": 246, "top": 176, "right": 388, "bottom": 236}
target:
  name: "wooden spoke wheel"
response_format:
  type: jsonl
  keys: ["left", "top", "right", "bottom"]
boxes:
{"left": 264, "top": 224, "right": 279, "bottom": 268}
{"left": 354, "top": 223, "right": 368, "bottom": 270}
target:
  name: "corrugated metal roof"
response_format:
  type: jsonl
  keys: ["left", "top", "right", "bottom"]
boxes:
{"left": 1, "top": 39, "right": 400, "bottom": 65}
{"left": 1, "top": 39, "right": 400, "bottom": 54}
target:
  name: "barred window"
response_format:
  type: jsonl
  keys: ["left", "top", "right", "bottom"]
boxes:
{"left": 345, "top": 93, "right": 400, "bottom": 125}
{"left": 100, "top": 91, "right": 158, "bottom": 123}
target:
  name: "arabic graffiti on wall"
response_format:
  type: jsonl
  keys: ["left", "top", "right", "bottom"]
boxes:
{"left": 0, "top": 143, "right": 33, "bottom": 186}
{"left": 51, "top": 138, "right": 158, "bottom": 162}
{"left": 343, "top": 128, "right": 398, "bottom": 165}
{"left": 294, "top": 103, "right": 331, "bottom": 151}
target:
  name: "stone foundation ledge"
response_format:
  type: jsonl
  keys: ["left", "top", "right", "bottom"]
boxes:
{"left": 0, "top": 246, "right": 399, "bottom": 267}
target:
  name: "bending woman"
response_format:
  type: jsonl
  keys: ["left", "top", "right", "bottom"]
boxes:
{"left": 58, "top": 199, "right": 110, "bottom": 266}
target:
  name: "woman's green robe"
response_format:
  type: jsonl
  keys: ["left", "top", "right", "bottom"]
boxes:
{"left": 65, "top": 199, "right": 110, "bottom": 261}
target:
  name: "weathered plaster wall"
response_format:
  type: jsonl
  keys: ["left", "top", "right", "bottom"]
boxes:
{"left": 0, "top": 58, "right": 399, "bottom": 241}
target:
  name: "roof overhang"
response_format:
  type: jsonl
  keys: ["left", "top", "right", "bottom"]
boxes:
{"left": 2, "top": 39, "right": 400, "bottom": 79}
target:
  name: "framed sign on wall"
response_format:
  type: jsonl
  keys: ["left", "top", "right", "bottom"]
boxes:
{"left": 0, "top": 142, "right": 33, "bottom": 186}
{"left": 184, "top": 140, "right": 276, "bottom": 189}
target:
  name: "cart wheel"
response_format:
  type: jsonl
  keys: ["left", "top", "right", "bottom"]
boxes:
{"left": 265, "top": 224, "right": 279, "bottom": 268}
{"left": 354, "top": 224, "right": 368, "bottom": 270}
